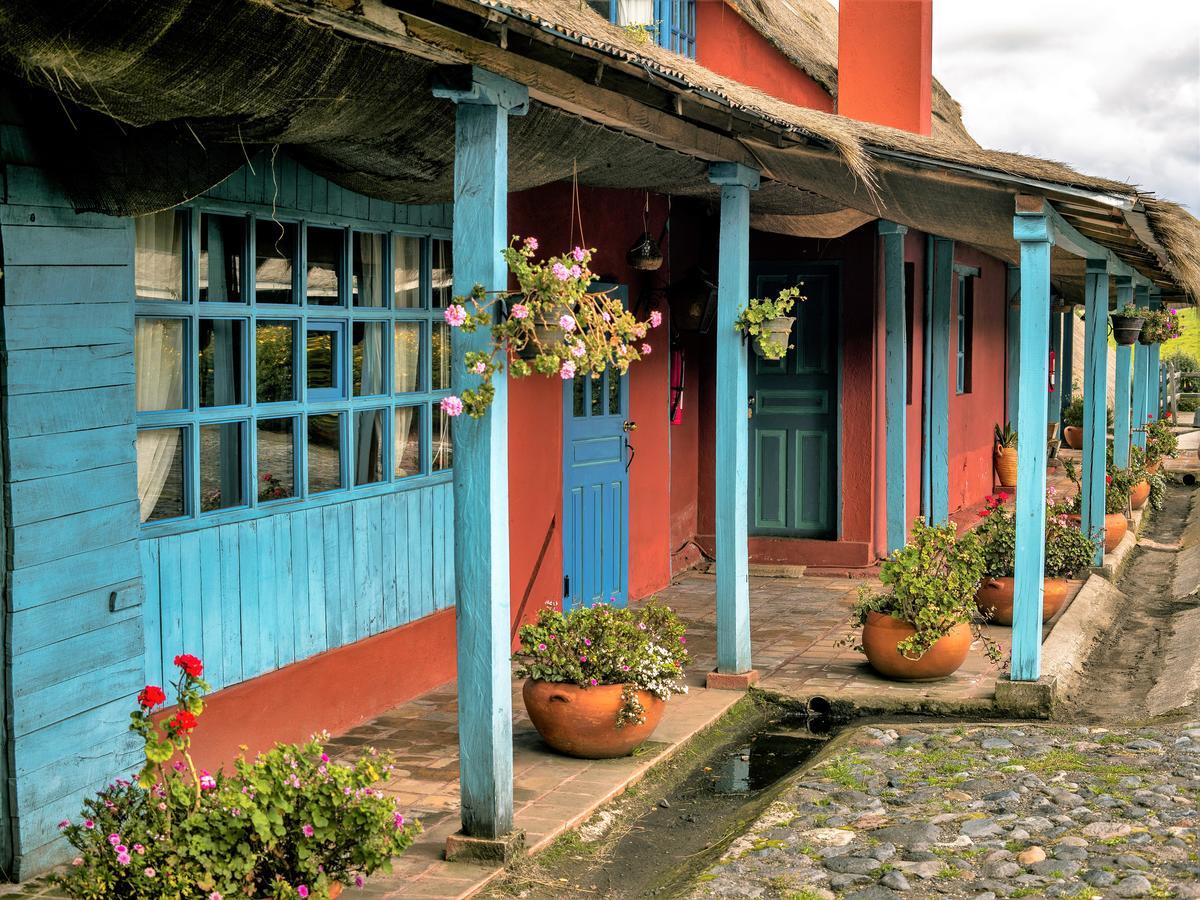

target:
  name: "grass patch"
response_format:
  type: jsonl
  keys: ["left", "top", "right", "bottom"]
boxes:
{"left": 1014, "top": 749, "right": 1146, "bottom": 777}
{"left": 820, "top": 755, "right": 869, "bottom": 791}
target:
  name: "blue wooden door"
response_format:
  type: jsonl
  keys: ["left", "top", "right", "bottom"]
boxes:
{"left": 562, "top": 288, "right": 631, "bottom": 609}
{"left": 748, "top": 264, "right": 838, "bottom": 537}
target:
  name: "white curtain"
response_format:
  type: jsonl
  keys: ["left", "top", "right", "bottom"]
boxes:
{"left": 433, "top": 410, "right": 453, "bottom": 470}
{"left": 135, "top": 211, "right": 183, "bottom": 301}
{"left": 135, "top": 319, "right": 185, "bottom": 521}
{"left": 617, "top": 0, "right": 654, "bottom": 25}
{"left": 394, "top": 407, "right": 416, "bottom": 477}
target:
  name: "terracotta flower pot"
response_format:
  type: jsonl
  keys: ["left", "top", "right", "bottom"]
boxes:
{"left": 522, "top": 679, "right": 665, "bottom": 759}
{"left": 1130, "top": 479, "right": 1150, "bottom": 509}
{"left": 330, "top": 884, "right": 344, "bottom": 899}
{"left": 1062, "top": 426, "right": 1084, "bottom": 450}
{"left": 1146, "top": 459, "right": 1162, "bottom": 474}
{"left": 860, "top": 611, "right": 972, "bottom": 681}
{"left": 1068, "top": 512, "right": 1128, "bottom": 554}
{"left": 975, "top": 577, "right": 1069, "bottom": 626}
{"left": 993, "top": 447, "right": 1018, "bottom": 488}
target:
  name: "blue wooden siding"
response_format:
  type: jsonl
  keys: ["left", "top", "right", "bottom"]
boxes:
{"left": 139, "top": 484, "right": 455, "bottom": 693}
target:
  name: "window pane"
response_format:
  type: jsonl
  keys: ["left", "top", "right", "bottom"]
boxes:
{"left": 255, "top": 220, "right": 296, "bottom": 304}
{"left": 199, "top": 319, "right": 245, "bottom": 407}
{"left": 135, "top": 211, "right": 184, "bottom": 301}
{"left": 432, "top": 404, "right": 453, "bottom": 472}
{"left": 394, "top": 322, "right": 421, "bottom": 393}
{"left": 353, "top": 408, "right": 385, "bottom": 486}
{"left": 137, "top": 427, "right": 186, "bottom": 523}
{"left": 199, "top": 214, "right": 245, "bottom": 303}
{"left": 394, "top": 406, "right": 421, "bottom": 478}
{"left": 608, "top": 373, "right": 621, "bottom": 415}
{"left": 256, "top": 320, "right": 296, "bottom": 403}
{"left": 307, "top": 226, "right": 343, "bottom": 305}
{"left": 393, "top": 236, "right": 422, "bottom": 308}
{"left": 200, "top": 422, "right": 246, "bottom": 512}
{"left": 307, "top": 324, "right": 343, "bottom": 399}
{"left": 431, "top": 323, "right": 451, "bottom": 391}
{"left": 135, "top": 318, "right": 186, "bottom": 412}
{"left": 591, "top": 376, "right": 603, "bottom": 415}
{"left": 432, "top": 239, "right": 453, "bottom": 308}
{"left": 353, "top": 233, "right": 387, "bottom": 307}
{"left": 353, "top": 321, "right": 386, "bottom": 396}
{"left": 308, "top": 413, "right": 343, "bottom": 493}
{"left": 257, "top": 417, "right": 296, "bottom": 502}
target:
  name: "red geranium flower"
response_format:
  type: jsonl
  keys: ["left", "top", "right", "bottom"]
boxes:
{"left": 168, "top": 711, "right": 198, "bottom": 734}
{"left": 1106, "top": 475, "right": 1112, "bottom": 484}
{"left": 137, "top": 685, "right": 166, "bottom": 709}
{"left": 997, "top": 492, "right": 1009, "bottom": 501}
{"left": 978, "top": 509, "right": 990, "bottom": 518}
{"left": 173, "top": 654, "right": 204, "bottom": 678}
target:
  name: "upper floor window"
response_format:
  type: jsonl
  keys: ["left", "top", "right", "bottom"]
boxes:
{"left": 589, "top": 0, "right": 696, "bottom": 58}
{"left": 133, "top": 208, "right": 454, "bottom": 528}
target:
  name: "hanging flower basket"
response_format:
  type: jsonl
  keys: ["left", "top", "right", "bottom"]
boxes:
{"left": 517, "top": 302, "right": 575, "bottom": 360}
{"left": 1138, "top": 307, "right": 1183, "bottom": 345}
{"left": 1110, "top": 308, "right": 1145, "bottom": 345}
{"left": 734, "top": 286, "right": 804, "bottom": 361}
{"left": 753, "top": 316, "right": 796, "bottom": 359}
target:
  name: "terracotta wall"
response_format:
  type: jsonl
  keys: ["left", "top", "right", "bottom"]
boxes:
{"left": 694, "top": 1, "right": 833, "bottom": 112}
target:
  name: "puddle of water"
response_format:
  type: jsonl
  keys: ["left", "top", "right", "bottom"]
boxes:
{"left": 710, "top": 731, "right": 825, "bottom": 794}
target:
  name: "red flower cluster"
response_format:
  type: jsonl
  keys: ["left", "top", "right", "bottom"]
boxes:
{"left": 137, "top": 685, "right": 166, "bottom": 709}
{"left": 1106, "top": 475, "right": 1113, "bottom": 484}
{"left": 978, "top": 491, "right": 1011, "bottom": 518}
{"left": 168, "top": 711, "right": 198, "bottom": 734}
{"left": 173, "top": 654, "right": 203, "bottom": 678}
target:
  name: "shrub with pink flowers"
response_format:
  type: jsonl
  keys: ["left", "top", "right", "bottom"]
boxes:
{"left": 1139, "top": 306, "right": 1183, "bottom": 344}
{"left": 439, "top": 236, "right": 662, "bottom": 417}
{"left": 54, "top": 654, "right": 418, "bottom": 899}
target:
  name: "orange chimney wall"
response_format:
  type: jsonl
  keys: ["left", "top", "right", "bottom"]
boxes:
{"left": 837, "top": 0, "right": 933, "bottom": 135}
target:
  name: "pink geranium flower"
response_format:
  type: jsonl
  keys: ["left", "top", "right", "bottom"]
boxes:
{"left": 572, "top": 247, "right": 586, "bottom": 262}
{"left": 440, "top": 396, "right": 464, "bottom": 417}
{"left": 641, "top": 343, "right": 652, "bottom": 355}
{"left": 443, "top": 304, "right": 467, "bottom": 327}
{"left": 650, "top": 310, "right": 663, "bottom": 328}
{"left": 559, "top": 360, "right": 577, "bottom": 380}
{"left": 511, "top": 303, "right": 529, "bottom": 319}
{"left": 552, "top": 262, "right": 570, "bottom": 281}
{"left": 559, "top": 314, "right": 577, "bottom": 332}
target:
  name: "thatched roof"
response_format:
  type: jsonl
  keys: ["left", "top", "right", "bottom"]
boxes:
{"left": 0, "top": 0, "right": 1194, "bottom": 302}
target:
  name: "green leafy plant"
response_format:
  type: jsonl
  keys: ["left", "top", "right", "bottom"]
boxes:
{"left": 1061, "top": 454, "right": 1135, "bottom": 515}
{"left": 1166, "top": 351, "right": 1199, "bottom": 412}
{"left": 1139, "top": 307, "right": 1183, "bottom": 344}
{"left": 993, "top": 422, "right": 1017, "bottom": 448}
{"left": 55, "top": 655, "right": 418, "bottom": 899}
{"left": 973, "top": 490, "right": 1095, "bottom": 580}
{"left": 844, "top": 518, "right": 1001, "bottom": 662}
{"left": 441, "top": 236, "right": 661, "bottom": 417}
{"left": 1141, "top": 413, "right": 1179, "bottom": 463}
{"left": 733, "top": 286, "right": 804, "bottom": 360}
{"left": 1061, "top": 394, "right": 1114, "bottom": 431}
{"left": 515, "top": 602, "right": 689, "bottom": 728}
{"left": 621, "top": 21, "right": 659, "bottom": 43}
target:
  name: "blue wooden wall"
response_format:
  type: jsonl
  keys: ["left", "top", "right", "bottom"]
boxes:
{"left": 0, "top": 103, "right": 454, "bottom": 875}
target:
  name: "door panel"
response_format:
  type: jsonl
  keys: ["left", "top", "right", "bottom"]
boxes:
{"left": 748, "top": 265, "right": 838, "bottom": 538}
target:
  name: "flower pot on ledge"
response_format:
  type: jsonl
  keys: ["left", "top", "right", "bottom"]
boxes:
{"left": 522, "top": 679, "right": 665, "bottom": 759}
{"left": 1130, "top": 479, "right": 1150, "bottom": 509}
{"left": 860, "top": 612, "right": 971, "bottom": 681}
{"left": 1062, "top": 425, "right": 1084, "bottom": 450}
{"left": 993, "top": 447, "right": 1018, "bottom": 488}
{"left": 975, "top": 577, "right": 1069, "bottom": 626}
{"left": 1067, "top": 512, "right": 1127, "bottom": 554}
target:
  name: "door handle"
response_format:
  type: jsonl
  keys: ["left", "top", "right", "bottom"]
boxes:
{"left": 623, "top": 420, "right": 638, "bottom": 432}
{"left": 624, "top": 436, "right": 636, "bottom": 472}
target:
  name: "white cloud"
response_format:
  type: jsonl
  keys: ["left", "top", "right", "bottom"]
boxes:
{"left": 930, "top": 0, "right": 1200, "bottom": 212}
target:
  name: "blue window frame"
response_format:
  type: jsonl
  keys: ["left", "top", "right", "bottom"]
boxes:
{"left": 593, "top": 0, "right": 696, "bottom": 58}
{"left": 133, "top": 207, "right": 454, "bottom": 531}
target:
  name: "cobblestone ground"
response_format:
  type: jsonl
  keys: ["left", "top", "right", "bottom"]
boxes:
{"left": 688, "top": 722, "right": 1200, "bottom": 900}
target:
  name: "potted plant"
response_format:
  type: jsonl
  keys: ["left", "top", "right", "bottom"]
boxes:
{"left": 1138, "top": 307, "right": 1183, "bottom": 345}
{"left": 515, "top": 602, "right": 689, "bottom": 759}
{"left": 1128, "top": 446, "right": 1152, "bottom": 510}
{"left": 1061, "top": 456, "right": 1133, "bottom": 553}
{"left": 733, "top": 286, "right": 803, "bottom": 360}
{"left": 1061, "top": 394, "right": 1085, "bottom": 449}
{"left": 440, "top": 236, "right": 661, "bottom": 418}
{"left": 1142, "top": 413, "right": 1180, "bottom": 472}
{"left": 1110, "top": 302, "right": 1146, "bottom": 345}
{"left": 993, "top": 422, "right": 1018, "bottom": 488}
{"left": 843, "top": 518, "right": 1000, "bottom": 681}
{"left": 55, "top": 655, "right": 417, "bottom": 899}
{"left": 973, "top": 489, "right": 1096, "bottom": 624}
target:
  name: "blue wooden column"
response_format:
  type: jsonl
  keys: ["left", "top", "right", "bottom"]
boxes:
{"left": 1131, "top": 284, "right": 1150, "bottom": 448}
{"left": 1011, "top": 204, "right": 1054, "bottom": 681}
{"left": 433, "top": 66, "right": 528, "bottom": 841}
{"left": 928, "top": 237, "right": 954, "bottom": 524}
{"left": 1112, "top": 276, "right": 1134, "bottom": 469}
{"left": 1006, "top": 264, "right": 1021, "bottom": 427}
{"left": 1049, "top": 310, "right": 1064, "bottom": 428}
{"left": 879, "top": 221, "right": 908, "bottom": 553}
{"left": 709, "top": 162, "right": 759, "bottom": 676}
{"left": 1060, "top": 306, "right": 1074, "bottom": 430}
{"left": 1080, "top": 259, "right": 1110, "bottom": 565}
{"left": 1148, "top": 292, "right": 1162, "bottom": 418}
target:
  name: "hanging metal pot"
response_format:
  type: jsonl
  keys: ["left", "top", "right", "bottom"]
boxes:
{"left": 1110, "top": 312, "right": 1145, "bottom": 346}
{"left": 627, "top": 231, "right": 663, "bottom": 271}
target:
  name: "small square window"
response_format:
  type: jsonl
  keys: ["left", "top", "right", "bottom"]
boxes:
{"left": 353, "top": 232, "right": 387, "bottom": 308}
{"left": 199, "top": 319, "right": 246, "bottom": 407}
{"left": 136, "top": 318, "right": 187, "bottom": 412}
{"left": 307, "top": 226, "right": 343, "bottom": 306}
{"left": 432, "top": 403, "right": 453, "bottom": 472}
{"left": 256, "top": 320, "right": 297, "bottom": 403}
{"left": 306, "top": 321, "right": 345, "bottom": 401}
{"left": 352, "top": 321, "right": 387, "bottom": 396}
{"left": 353, "top": 408, "right": 386, "bottom": 486}
{"left": 307, "top": 413, "right": 343, "bottom": 493}
{"left": 137, "top": 427, "right": 187, "bottom": 522}
{"left": 431, "top": 323, "right": 452, "bottom": 391}
{"left": 255, "top": 220, "right": 297, "bottom": 304}
{"left": 432, "top": 239, "right": 453, "bottom": 309}
{"left": 200, "top": 421, "right": 247, "bottom": 513}
{"left": 394, "top": 406, "right": 422, "bottom": 478}
{"left": 199, "top": 214, "right": 246, "bottom": 303}
{"left": 394, "top": 322, "right": 422, "bottom": 393}
{"left": 135, "top": 210, "right": 185, "bottom": 302}
{"left": 257, "top": 417, "right": 297, "bottom": 502}
{"left": 394, "top": 236, "right": 423, "bottom": 309}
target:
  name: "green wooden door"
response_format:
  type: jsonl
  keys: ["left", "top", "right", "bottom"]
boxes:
{"left": 748, "top": 264, "right": 838, "bottom": 537}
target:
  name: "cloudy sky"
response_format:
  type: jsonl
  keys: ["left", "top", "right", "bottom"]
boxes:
{"left": 929, "top": 1, "right": 1200, "bottom": 212}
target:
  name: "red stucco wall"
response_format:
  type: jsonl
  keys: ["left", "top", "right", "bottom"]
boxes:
{"left": 695, "top": 1, "right": 833, "bottom": 112}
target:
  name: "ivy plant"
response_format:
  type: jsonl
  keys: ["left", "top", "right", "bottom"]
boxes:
{"left": 733, "top": 286, "right": 803, "bottom": 360}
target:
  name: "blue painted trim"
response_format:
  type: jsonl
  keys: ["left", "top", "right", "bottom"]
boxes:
{"left": 1048, "top": 312, "right": 1063, "bottom": 424}
{"left": 709, "top": 161, "right": 758, "bottom": 674}
{"left": 928, "top": 237, "right": 953, "bottom": 524}
{"left": 1112, "top": 277, "right": 1133, "bottom": 469}
{"left": 440, "top": 69, "right": 528, "bottom": 840}
{"left": 1005, "top": 265, "right": 1020, "bottom": 431}
{"left": 1080, "top": 259, "right": 1110, "bottom": 566}
{"left": 921, "top": 237, "right": 934, "bottom": 518}
{"left": 1010, "top": 210, "right": 1054, "bottom": 682}
{"left": 1059, "top": 306, "right": 1074, "bottom": 432}
{"left": 878, "top": 221, "right": 907, "bottom": 553}
{"left": 1131, "top": 285, "right": 1150, "bottom": 449}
